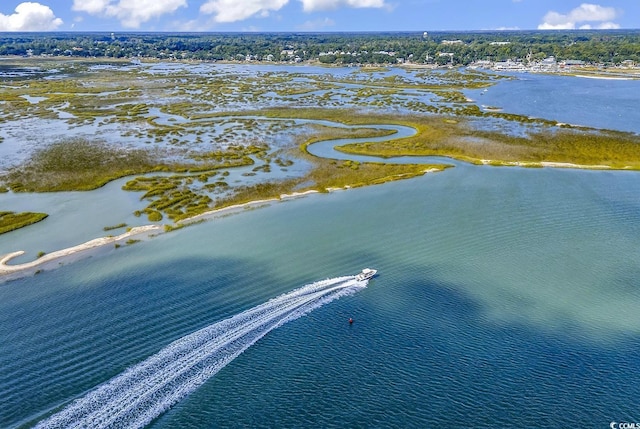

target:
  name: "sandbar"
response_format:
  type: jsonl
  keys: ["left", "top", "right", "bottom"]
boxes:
{"left": 0, "top": 191, "right": 320, "bottom": 282}
{"left": 0, "top": 225, "right": 161, "bottom": 279}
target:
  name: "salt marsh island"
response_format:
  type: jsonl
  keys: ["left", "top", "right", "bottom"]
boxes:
{"left": 2, "top": 55, "right": 640, "bottom": 276}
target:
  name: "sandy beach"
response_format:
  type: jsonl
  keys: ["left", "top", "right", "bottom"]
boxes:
{"left": 177, "top": 190, "right": 319, "bottom": 225}
{"left": 0, "top": 225, "right": 162, "bottom": 279}
{"left": 479, "top": 159, "right": 615, "bottom": 169}
{"left": 573, "top": 74, "right": 636, "bottom": 81}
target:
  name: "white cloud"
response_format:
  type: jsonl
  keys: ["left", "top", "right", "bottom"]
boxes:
{"left": 579, "top": 21, "right": 620, "bottom": 30}
{"left": 200, "top": 0, "right": 386, "bottom": 22}
{"left": 72, "top": 0, "right": 187, "bottom": 28}
{"left": 568, "top": 3, "right": 616, "bottom": 22}
{"left": 596, "top": 21, "right": 620, "bottom": 29}
{"left": 538, "top": 3, "right": 620, "bottom": 30}
{"left": 0, "top": 2, "right": 63, "bottom": 31}
{"left": 299, "top": 0, "right": 385, "bottom": 12}
{"left": 73, "top": 0, "right": 112, "bottom": 15}
{"left": 296, "top": 17, "right": 335, "bottom": 30}
{"left": 200, "top": 0, "right": 288, "bottom": 22}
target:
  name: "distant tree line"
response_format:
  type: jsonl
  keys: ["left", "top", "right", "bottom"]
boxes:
{"left": 1, "top": 31, "right": 639, "bottom": 65}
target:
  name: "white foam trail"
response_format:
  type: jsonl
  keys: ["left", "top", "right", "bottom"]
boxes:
{"left": 36, "top": 276, "right": 366, "bottom": 429}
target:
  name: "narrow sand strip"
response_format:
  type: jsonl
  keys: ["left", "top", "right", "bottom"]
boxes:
{"left": 0, "top": 191, "right": 320, "bottom": 279}
{"left": 574, "top": 74, "right": 635, "bottom": 81}
{"left": 480, "top": 159, "right": 613, "bottom": 169}
{"left": 0, "top": 225, "right": 161, "bottom": 276}
{"left": 177, "top": 190, "right": 319, "bottom": 225}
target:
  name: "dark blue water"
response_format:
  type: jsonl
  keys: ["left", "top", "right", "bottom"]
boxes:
{"left": 2, "top": 164, "right": 640, "bottom": 428}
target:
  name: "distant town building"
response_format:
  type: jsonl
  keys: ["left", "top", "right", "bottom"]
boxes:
{"left": 441, "top": 40, "right": 464, "bottom": 45}
{"left": 469, "top": 60, "right": 492, "bottom": 69}
{"left": 493, "top": 60, "right": 526, "bottom": 71}
{"left": 542, "top": 56, "right": 556, "bottom": 65}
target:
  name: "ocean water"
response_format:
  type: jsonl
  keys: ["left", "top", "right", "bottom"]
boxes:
{"left": 2, "top": 164, "right": 640, "bottom": 428}
{"left": 1, "top": 70, "right": 640, "bottom": 428}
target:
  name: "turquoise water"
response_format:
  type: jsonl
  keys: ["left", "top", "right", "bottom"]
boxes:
{"left": 2, "top": 165, "right": 640, "bottom": 428}
{"left": 2, "top": 70, "right": 640, "bottom": 428}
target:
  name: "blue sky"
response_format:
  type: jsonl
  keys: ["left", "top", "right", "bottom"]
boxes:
{"left": 0, "top": 1, "right": 638, "bottom": 32}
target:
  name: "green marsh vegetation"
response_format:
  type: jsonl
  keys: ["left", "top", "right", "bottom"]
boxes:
{"left": 120, "top": 118, "right": 449, "bottom": 221}
{"left": 294, "top": 124, "right": 451, "bottom": 188}
{"left": 103, "top": 223, "right": 128, "bottom": 231}
{"left": 0, "top": 65, "right": 145, "bottom": 125}
{"left": 3, "top": 57, "right": 640, "bottom": 235}
{"left": 3, "top": 139, "right": 159, "bottom": 192}
{"left": 124, "top": 174, "right": 217, "bottom": 222}
{"left": 249, "top": 107, "right": 640, "bottom": 169}
{"left": 356, "top": 66, "right": 390, "bottom": 73}
{"left": 0, "top": 211, "right": 48, "bottom": 235}
{"left": 331, "top": 112, "right": 640, "bottom": 168}
{"left": 212, "top": 124, "right": 449, "bottom": 210}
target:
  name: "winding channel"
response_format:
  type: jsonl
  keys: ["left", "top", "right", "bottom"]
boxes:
{"left": 0, "top": 116, "right": 460, "bottom": 279}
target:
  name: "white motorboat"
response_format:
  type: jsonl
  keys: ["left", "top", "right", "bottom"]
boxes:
{"left": 356, "top": 268, "right": 377, "bottom": 281}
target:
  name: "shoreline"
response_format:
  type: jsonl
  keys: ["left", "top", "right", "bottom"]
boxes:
{"left": 0, "top": 191, "right": 320, "bottom": 282}
{"left": 479, "top": 159, "right": 619, "bottom": 169}
{"left": 0, "top": 156, "right": 629, "bottom": 282}
{"left": 0, "top": 225, "right": 162, "bottom": 279}
{"left": 177, "top": 190, "right": 319, "bottom": 225}
{"left": 572, "top": 74, "right": 636, "bottom": 81}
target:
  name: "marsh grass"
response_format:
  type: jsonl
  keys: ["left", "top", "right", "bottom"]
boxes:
{"left": 349, "top": 124, "right": 640, "bottom": 167}
{"left": 4, "top": 59, "right": 640, "bottom": 233}
{"left": 103, "top": 223, "right": 128, "bottom": 231}
{"left": 305, "top": 158, "right": 447, "bottom": 190}
{"left": 4, "top": 139, "right": 159, "bottom": 192}
{"left": 265, "top": 108, "right": 640, "bottom": 168}
{"left": 191, "top": 144, "right": 267, "bottom": 166}
{"left": 213, "top": 125, "right": 450, "bottom": 209}
{"left": 125, "top": 175, "right": 213, "bottom": 222}
{"left": 0, "top": 211, "right": 48, "bottom": 235}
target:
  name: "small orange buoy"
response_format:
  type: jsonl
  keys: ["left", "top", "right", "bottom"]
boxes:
{"left": 348, "top": 318, "right": 354, "bottom": 324}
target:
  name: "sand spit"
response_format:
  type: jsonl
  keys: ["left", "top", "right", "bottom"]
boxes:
{"left": 479, "top": 159, "right": 614, "bottom": 169}
{"left": 574, "top": 74, "right": 635, "bottom": 81}
{"left": 0, "top": 225, "right": 162, "bottom": 280}
{"left": 0, "top": 191, "right": 321, "bottom": 282}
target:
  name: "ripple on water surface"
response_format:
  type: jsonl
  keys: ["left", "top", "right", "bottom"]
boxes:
{"left": 2, "top": 166, "right": 640, "bottom": 428}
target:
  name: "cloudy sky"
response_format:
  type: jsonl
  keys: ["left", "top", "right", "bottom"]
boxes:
{"left": 0, "top": 1, "right": 637, "bottom": 32}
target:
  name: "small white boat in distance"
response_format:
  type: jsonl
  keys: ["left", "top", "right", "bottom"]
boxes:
{"left": 356, "top": 268, "right": 377, "bottom": 281}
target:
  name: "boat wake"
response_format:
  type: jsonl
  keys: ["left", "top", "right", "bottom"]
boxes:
{"left": 36, "top": 275, "right": 366, "bottom": 429}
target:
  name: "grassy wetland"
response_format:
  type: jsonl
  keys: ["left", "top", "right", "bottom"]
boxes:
{"left": 0, "top": 212, "right": 48, "bottom": 235}
{"left": 1, "top": 57, "right": 639, "bottom": 235}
